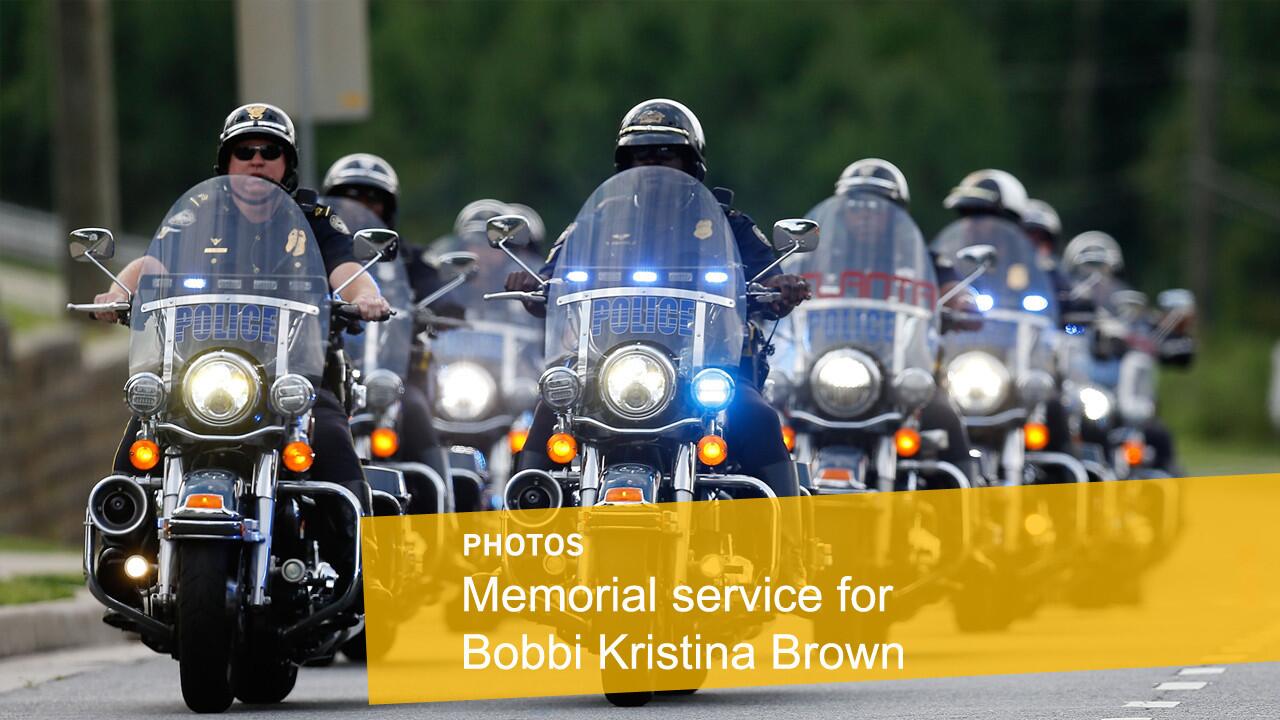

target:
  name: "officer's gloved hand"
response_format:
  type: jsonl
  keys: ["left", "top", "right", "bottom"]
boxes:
{"left": 504, "top": 271, "right": 547, "bottom": 318}
{"left": 762, "top": 274, "right": 811, "bottom": 317}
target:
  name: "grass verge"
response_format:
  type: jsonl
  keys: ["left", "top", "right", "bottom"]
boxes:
{"left": 0, "top": 573, "right": 83, "bottom": 606}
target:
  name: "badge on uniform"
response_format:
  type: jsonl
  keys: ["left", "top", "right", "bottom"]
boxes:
{"left": 246, "top": 105, "right": 267, "bottom": 120}
{"left": 167, "top": 208, "right": 196, "bottom": 227}
{"left": 329, "top": 213, "right": 350, "bottom": 234}
{"left": 285, "top": 228, "right": 307, "bottom": 257}
{"left": 1007, "top": 263, "right": 1030, "bottom": 291}
{"left": 694, "top": 219, "right": 714, "bottom": 240}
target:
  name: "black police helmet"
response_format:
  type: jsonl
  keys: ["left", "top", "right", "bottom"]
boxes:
{"left": 614, "top": 98, "right": 708, "bottom": 181}
{"left": 322, "top": 153, "right": 400, "bottom": 227}
{"left": 215, "top": 103, "right": 299, "bottom": 193}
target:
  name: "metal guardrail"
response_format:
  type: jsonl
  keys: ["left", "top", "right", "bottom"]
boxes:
{"left": 0, "top": 201, "right": 147, "bottom": 268}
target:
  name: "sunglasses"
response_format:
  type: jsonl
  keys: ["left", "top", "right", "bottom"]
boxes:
{"left": 231, "top": 143, "right": 284, "bottom": 161}
{"left": 629, "top": 146, "right": 684, "bottom": 164}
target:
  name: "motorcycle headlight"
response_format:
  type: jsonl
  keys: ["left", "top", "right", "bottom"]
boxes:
{"left": 599, "top": 346, "right": 675, "bottom": 420}
{"left": 809, "top": 348, "right": 882, "bottom": 418}
{"left": 124, "top": 372, "right": 167, "bottom": 416}
{"left": 1079, "top": 385, "right": 1114, "bottom": 422}
{"left": 182, "top": 352, "right": 260, "bottom": 427}
{"left": 946, "top": 351, "right": 1010, "bottom": 415}
{"left": 691, "top": 368, "right": 735, "bottom": 412}
{"left": 269, "top": 374, "right": 315, "bottom": 417}
{"left": 364, "top": 369, "right": 404, "bottom": 411}
{"left": 437, "top": 361, "right": 496, "bottom": 421}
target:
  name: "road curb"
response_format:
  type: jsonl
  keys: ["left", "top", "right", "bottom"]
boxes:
{"left": 0, "top": 590, "right": 128, "bottom": 658}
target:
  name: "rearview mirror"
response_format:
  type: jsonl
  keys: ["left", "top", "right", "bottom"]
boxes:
{"left": 955, "top": 244, "right": 998, "bottom": 274}
{"left": 353, "top": 228, "right": 400, "bottom": 263}
{"left": 68, "top": 227, "right": 116, "bottom": 262}
{"left": 437, "top": 251, "right": 479, "bottom": 278}
{"left": 771, "top": 219, "right": 820, "bottom": 254}
{"left": 487, "top": 215, "right": 531, "bottom": 249}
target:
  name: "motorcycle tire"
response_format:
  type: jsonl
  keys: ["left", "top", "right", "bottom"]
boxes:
{"left": 232, "top": 628, "right": 298, "bottom": 704}
{"left": 177, "top": 543, "right": 236, "bottom": 713}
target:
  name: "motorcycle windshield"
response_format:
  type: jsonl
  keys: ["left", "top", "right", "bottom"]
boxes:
{"left": 931, "top": 215, "right": 1059, "bottom": 390}
{"left": 130, "top": 177, "right": 330, "bottom": 385}
{"left": 781, "top": 192, "right": 939, "bottom": 379}
{"left": 429, "top": 225, "right": 546, "bottom": 419}
{"left": 325, "top": 197, "right": 412, "bottom": 380}
{"left": 545, "top": 166, "right": 746, "bottom": 378}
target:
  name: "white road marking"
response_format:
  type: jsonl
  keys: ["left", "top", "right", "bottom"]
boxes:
{"left": 1125, "top": 701, "right": 1181, "bottom": 708}
{"left": 1178, "top": 667, "right": 1225, "bottom": 675}
{"left": 1154, "top": 681, "right": 1208, "bottom": 690}
{"left": 1101, "top": 717, "right": 1152, "bottom": 720}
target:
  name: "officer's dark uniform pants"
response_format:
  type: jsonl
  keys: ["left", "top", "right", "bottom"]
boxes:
{"left": 918, "top": 392, "right": 979, "bottom": 484}
{"left": 396, "top": 381, "right": 455, "bottom": 515}
{"left": 1143, "top": 418, "right": 1179, "bottom": 474}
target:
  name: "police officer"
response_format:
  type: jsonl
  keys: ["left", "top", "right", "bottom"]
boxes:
{"left": 505, "top": 98, "right": 811, "bottom": 580}
{"left": 322, "top": 152, "right": 459, "bottom": 508}
{"left": 834, "top": 159, "right": 983, "bottom": 478}
{"left": 1062, "top": 231, "right": 1185, "bottom": 473}
{"left": 94, "top": 103, "right": 389, "bottom": 516}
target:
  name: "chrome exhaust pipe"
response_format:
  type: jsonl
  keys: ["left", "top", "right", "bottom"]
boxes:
{"left": 87, "top": 475, "right": 149, "bottom": 537}
{"left": 502, "top": 469, "right": 563, "bottom": 528}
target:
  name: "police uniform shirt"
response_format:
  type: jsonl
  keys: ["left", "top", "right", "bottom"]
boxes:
{"left": 403, "top": 244, "right": 465, "bottom": 320}
{"left": 152, "top": 183, "right": 356, "bottom": 276}
{"left": 539, "top": 198, "right": 779, "bottom": 282}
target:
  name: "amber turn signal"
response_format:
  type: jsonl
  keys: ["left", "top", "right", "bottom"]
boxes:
{"left": 509, "top": 428, "right": 529, "bottom": 454}
{"left": 781, "top": 425, "right": 796, "bottom": 452}
{"left": 894, "top": 428, "right": 921, "bottom": 458}
{"left": 283, "top": 441, "right": 314, "bottom": 473}
{"left": 370, "top": 427, "right": 399, "bottom": 459}
{"left": 129, "top": 439, "right": 160, "bottom": 471}
{"left": 697, "top": 435, "right": 728, "bottom": 466}
{"left": 602, "top": 486, "right": 644, "bottom": 503}
{"left": 1024, "top": 422, "right": 1050, "bottom": 451}
{"left": 1122, "top": 438, "right": 1145, "bottom": 467}
{"left": 184, "top": 493, "right": 224, "bottom": 511}
{"left": 546, "top": 433, "right": 577, "bottom": 465}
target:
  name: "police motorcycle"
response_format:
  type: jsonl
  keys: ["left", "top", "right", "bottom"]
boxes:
{"left": 66, "top": 176, "right": 398, "bottom": 712}
{"left": 1058, "top": 238, "right": 1194, "bottom": 596}
{"left": 931, "top": 214, "right": 1092, "bottom": 631}
{"left": 325, "top": 197, "right": 477, "bottom": 660}
{"left": 429, "top": 219, "right": 545, "bottom": 509}
{"left": 769, "top": 190, "right": 981, "bottom": 643}
{"left": 484, "top": 166, "right": 819, "bottom": 706}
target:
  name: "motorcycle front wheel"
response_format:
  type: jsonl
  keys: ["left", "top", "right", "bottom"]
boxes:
{"left": 177, "top": 543, "right": 237, "bottom": 713}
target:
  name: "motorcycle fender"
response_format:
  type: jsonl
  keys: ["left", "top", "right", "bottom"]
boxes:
{"left": 811, "top": 445, "right": 869, "bottom": 491}
{"left": 596, "top": 463, "right": 660, "bottom": 506}
{"left": 174, "top": 470, "right": 241, "bottom": 518}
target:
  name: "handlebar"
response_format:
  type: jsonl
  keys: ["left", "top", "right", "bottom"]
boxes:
{"left": 483, "top": 290, "right": 547, "bottom": 304}
{"left": 67, "top": 301, "right": 131, "bottom": 314}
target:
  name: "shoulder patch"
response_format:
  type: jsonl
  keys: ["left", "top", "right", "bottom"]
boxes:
{"left": 167, "top": 208, "right": 196, "bottom": 227}
{"left": 329, "top": 213, "right": 350, "bottom": 234}
{"left": 752, "top": 224, "right": 770, "bottom": 247}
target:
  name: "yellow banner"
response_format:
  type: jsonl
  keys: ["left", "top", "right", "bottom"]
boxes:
{"left": 363, "top": 473, "right": 1280, "bottom": 704}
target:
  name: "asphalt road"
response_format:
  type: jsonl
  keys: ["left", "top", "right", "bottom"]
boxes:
{"left": 1, "top": 634, "right": 1275, "bottom": 719}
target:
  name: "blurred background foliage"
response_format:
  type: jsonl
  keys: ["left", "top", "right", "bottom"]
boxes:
{"left": 2, "top": 0, "right": 1278, "bottom": 450}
